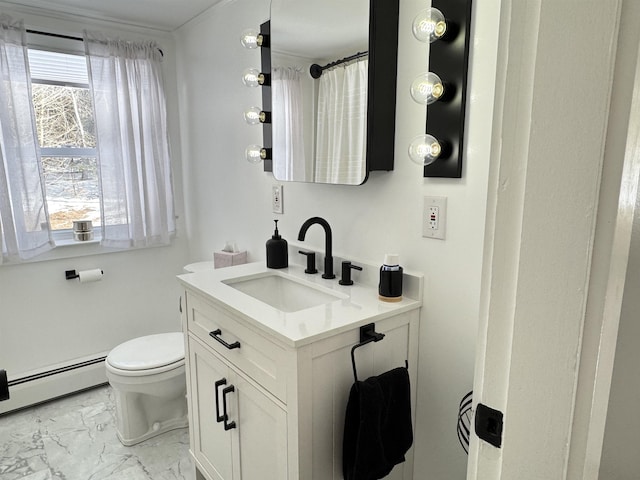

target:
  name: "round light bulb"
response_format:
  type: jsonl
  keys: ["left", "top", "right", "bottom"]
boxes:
{"left": 412, "top": 8, "right": 447, "bottom": 43}
{"left": 408, "top": 134, "right": 442, "bottom": 166}
{"left": 410, "top": 72, "right": 444, "bottom": 105}
{"left": 244, "top": 107, "right": 263, "bottom": 125}
{"left": 245, "top": 145, "right": 264, "bottom": 164}
{"left": 242, "top": 68, "right": 261, "bottom": 87}
{"left": 240, "top": 29, "right": 260, "bottom": 49}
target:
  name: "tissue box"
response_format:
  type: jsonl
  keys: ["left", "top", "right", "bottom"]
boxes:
{"left": 214, "top": 250, "right": 247, "bottom": 269}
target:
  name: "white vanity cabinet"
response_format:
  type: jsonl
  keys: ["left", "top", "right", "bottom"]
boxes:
{"left": 179, "top": 263, "right": 422, "bottom": 480}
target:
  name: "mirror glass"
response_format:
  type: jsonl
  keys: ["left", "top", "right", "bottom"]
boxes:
{"left": 270, "top": 0, "right": 370, "bottom": 185}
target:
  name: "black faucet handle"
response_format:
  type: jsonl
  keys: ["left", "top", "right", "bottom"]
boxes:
{"left": 298, "top": 250, "right": 318, "bottom": 274}
{"left": 339, "top": 261, "right": 363, "bottom": 286}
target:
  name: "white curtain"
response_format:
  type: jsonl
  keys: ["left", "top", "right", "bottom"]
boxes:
{"left": 315, "top": 58, "right": 368, "bottom": 185}
{"left": 84, "top": 31, "right": 175, "bottom": 249}
{"left": 272, "top": 66, "right": 307, "bottom": 181}
{"left": 0, "top": 15, "right": 53, "bottom": 262}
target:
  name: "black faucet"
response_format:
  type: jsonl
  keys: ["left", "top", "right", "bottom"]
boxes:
{"left": 297, "top": 217, "right": 335, "bottom": 279}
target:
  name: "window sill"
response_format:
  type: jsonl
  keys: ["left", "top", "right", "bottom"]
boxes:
{"left": 54, "top": 238, "right": 101, "bottom": 248}
{"left": 2, "top": 231, "right": 178, "bottom": 267}
{"left": 2, "top": 236, "right": 121, "bottom": 266}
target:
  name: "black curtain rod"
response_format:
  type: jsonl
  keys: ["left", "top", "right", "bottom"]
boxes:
{"left": 26, "top": 29, "right": 164, "bottom": 57}
{"left": 26, "top": 29, "right": 82, "bottom": 41}
{"left": 309, "top": 51, "right": 368, "bottom": 79}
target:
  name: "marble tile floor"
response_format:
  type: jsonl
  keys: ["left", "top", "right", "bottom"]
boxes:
{"left": 0, "top": 385, "right": 193, "bottom": 480}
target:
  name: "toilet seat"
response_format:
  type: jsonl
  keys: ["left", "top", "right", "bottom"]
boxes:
{"left": 106, "top": 332, "right": 185, "bottom": 377}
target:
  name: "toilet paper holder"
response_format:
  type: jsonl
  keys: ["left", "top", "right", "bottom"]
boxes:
{"left": 65, "top": 269, "right": 104, "bottom": 280}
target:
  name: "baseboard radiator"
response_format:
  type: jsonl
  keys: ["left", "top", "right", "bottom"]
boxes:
{"left": 0, "top": 353, "right": 109, "bottom": 415}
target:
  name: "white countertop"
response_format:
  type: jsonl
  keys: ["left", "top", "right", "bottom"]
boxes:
{"left": 177, "top": 261, "right": 422, "bottom": 347}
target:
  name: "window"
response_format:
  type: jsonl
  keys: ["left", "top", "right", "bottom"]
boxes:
{"left": 1, "top": 22, "right": 174, "bottom": 262}
{"left": 28, "top": 49, "right": 101, "bottom": 235}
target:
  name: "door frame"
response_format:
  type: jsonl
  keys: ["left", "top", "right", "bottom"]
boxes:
{"left": 466, "top": 0, "right": 640, "bottom": 478}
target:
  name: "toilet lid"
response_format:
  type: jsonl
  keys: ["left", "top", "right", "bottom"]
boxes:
{"left": 183, "top": 261, "right": 215, "bottom": 273}
{"left": 107, "top": 332, "right": 184, "bottom": 371}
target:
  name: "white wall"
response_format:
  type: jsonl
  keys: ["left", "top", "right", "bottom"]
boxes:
{"left": 0, "top": 6, "right": 190, "bottom": 378}
{"left": 175, "top": 0, "right": 500, "bottom": 477}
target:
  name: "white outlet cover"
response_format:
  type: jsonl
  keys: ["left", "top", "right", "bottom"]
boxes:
{"left": 272, "top": 185, "right": 283, "bottom": 214}
{"left": 423, "top": 196, "right": 446, "bottom": 239}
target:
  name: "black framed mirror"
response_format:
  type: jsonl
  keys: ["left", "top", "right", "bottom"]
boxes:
{"left": 263, "top": 0, "right": 399, "bottom": 185}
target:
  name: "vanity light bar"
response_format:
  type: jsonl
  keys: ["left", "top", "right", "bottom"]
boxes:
{"left": 240, "top": 22, "right": 272, "bottom": 167}
{"left": 414, "top": 0, "right": 473, "bottom": 178}
{"left": 260, "top": 21, "right": 273, "bottom": 171}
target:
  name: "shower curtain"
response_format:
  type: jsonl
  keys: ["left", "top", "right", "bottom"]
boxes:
{"left": 272, "top": 66, "right": 307, "bottom": 182}
{"left": 315, "top": 58, "right": 368, "bottom": 185}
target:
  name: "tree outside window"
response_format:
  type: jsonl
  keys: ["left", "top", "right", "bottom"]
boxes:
{"left": 29, "top": 49, "right": 101, "bottom": 231}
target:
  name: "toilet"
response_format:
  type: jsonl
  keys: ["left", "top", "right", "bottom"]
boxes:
{"left": 105, "top": 332, "right": 188, "bottom": 446}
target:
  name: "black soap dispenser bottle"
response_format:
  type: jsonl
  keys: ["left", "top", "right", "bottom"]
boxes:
{"left": 266, "top": 220, "right": 288, "bottom": 269}
{"left": 379, "top": 253, "right": 403, "bottom": 302}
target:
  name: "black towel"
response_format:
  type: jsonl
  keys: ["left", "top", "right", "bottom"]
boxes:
{"left": 342, "top": 366, "right": 413, "bottom": 480}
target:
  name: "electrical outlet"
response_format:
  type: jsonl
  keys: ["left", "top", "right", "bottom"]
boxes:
{"left": 272, "top": 185, "right": 283, "bottom": 214}
{"left": 423, "top": 196, "right": 447, "bottom": 239}
{"left": 428, "top": 206, "right": 439, "bottom": 230}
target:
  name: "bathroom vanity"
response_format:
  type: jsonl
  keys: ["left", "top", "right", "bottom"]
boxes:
{"left": 178, "top": 261, "right": 422, "bottom": 480}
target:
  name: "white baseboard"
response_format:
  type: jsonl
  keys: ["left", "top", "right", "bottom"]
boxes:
{"left": 0, "top": 353, "right": 109, "bottom": 415}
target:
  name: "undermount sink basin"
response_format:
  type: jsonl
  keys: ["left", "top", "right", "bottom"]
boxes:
{"left": 223, "top": 273, "right": 343, "bottom": 313}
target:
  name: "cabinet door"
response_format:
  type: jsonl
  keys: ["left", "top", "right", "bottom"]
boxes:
{"left": 189, "top": 336, "right": 288, "bottom": 480}
{"left": 189, "top": 338, "right": 234, "bottom": 480}
{"left": 232, "top": 373, "right": 288, "bottom": 480}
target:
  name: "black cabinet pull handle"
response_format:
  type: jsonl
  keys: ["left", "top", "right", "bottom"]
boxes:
{"left": 214, "top": 378, "right": 227, "bottom": 423}
{"left": 209, "top": 329, "right": 241, "bottom": 350}
{"left": 222, "top": 385, "right": 236, "bottom": 430}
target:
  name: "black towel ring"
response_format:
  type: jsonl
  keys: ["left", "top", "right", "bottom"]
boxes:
{"left": 350, "top": 323, "right": 385, "bottom": 383}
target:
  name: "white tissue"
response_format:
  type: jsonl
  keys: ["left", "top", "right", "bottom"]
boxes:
{"left": 78, "top": 269, "right": 103, "bottom": 283}
{"left": 222, "top": 241, "right": 237, "bottom": 253}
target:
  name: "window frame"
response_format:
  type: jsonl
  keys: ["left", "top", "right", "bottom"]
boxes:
{"left": 28, "top": 49, "right": 102, "bottom": 244}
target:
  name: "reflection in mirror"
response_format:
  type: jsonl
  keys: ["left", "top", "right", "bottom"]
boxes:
{"left": 270, "top": 0, "right": 370, "bottom": 185}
